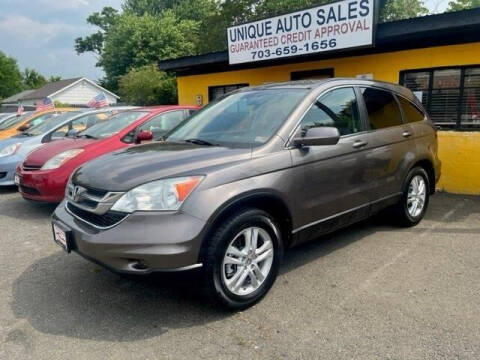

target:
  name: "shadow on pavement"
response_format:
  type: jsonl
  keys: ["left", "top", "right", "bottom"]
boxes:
{"left": 10, "top": 193, "right": 478, "bottom": 342}
{"left": 11, "top": 251, "right": 229, "bottom": 342}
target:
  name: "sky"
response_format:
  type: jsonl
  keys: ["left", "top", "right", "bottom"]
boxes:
{"left": 0, "top": 0, "right": 450, "bottom": 81}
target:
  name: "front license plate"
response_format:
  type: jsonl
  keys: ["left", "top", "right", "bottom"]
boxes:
{"left": 14, "top": 174, "right": 20, "bottom": 186}
{"left": 53, "top": 223, "right": 70, "bottom": 252}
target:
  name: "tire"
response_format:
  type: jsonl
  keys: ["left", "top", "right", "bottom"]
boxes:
{"left": 393, "top": 167, "right": 430, "bottom": 227}
{"left": 202, "top": 208, "right": 283, "bottom": 310}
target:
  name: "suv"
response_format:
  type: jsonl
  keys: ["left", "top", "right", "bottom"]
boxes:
{"left": 52, "top": 79, "right": 441, "bottom": 310}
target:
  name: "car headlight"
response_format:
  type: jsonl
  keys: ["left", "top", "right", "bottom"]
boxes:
{"left": 0, "top": 143, "right": 20, "bottom": 157}
{"left": 41, "top": 149, "right": 84, "bottom": 170}
{"left": 111, "top": 176, "right": 204, "bottom": 213}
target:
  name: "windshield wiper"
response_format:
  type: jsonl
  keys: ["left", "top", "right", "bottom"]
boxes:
{"left": 184, "top": 138, "right": 217, "bottom": 146}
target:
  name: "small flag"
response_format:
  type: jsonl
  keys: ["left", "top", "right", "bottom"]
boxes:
{"left": 17, "top": 104, "right": 24, "bottom": 116}
{"left": 36, "top": 98, "right": 54, "bottom": 112}
{"left": 87, "top": 92, "right": 108, "bottom": 108}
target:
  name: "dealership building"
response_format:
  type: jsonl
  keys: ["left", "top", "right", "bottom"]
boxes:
{"left": 160, "top": 4, "right": 480, "bottom": 195}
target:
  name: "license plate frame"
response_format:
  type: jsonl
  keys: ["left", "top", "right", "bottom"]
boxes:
{"left": 52, "top": 222, "right": 72, "bottom": 253}
{"left": 14, "top": 174, "right": 21, "bottom": 186}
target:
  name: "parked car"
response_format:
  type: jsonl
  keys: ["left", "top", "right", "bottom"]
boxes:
{"left": 0, "top": 113, "right": 20, "bottom": 125}
{"left": 51, "top": 79, "right": 440, "bottom": 309}
{"left": 0, "top": 108, "right": 77, "bottom": 141}
{"left": 0, "top": 107, "right": 134, "bottom": 187}
{"left": 17, "top": 106, "right": 198, "bottom": 202}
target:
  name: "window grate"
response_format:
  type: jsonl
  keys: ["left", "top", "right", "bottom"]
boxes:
{"left": 401, "top": 66, "right": 480, "bottom": 130}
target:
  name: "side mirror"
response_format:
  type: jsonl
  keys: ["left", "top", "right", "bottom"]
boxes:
{"left": 135, "top": 130, "right": 153, "bottom": 144}
{"left": 293, "top": 127, "right": 340, "bottom": 147}
{"left": 17, "top": 124, "right": 30, "bottom": 132}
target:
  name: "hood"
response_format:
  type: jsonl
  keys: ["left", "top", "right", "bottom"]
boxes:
{"left": 0, "top": 135, "right": 31, "bottom": 150}
{"left": 73, "top": 142, "right": 252, "bottom": 191}
{"left": 24, "top": 138, "right": 97, "bottom": 167}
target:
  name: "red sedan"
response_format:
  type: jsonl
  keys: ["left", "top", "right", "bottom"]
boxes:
{"left": 17, "top": 106, "right": 198, "bottom": 203}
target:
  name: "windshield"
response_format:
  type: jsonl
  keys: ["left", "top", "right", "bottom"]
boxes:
{"left": 79, "top": 111, "right": 148, "bottom": 139}
{"left": 0, "top": 112, "right": 33, "bottom": 130}
{"left": 166, "top": 89, "right": 308, "bottom": 147}
{"left": 25, "top": 112, "right": 81, "bottom": 136}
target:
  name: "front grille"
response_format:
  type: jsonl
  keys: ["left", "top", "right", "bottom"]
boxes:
{"left": 82, "top": 186, "right": 108, "bottom": 198}
{"left": 0, "top": 172, "right": 6, "bottom": 179}
{"left": 20, "top": 185, "right": 40, "bottom": 196}
{"left": 22, "top": 164, "right": 41, "bottom": 171}
{"left": 66, "top": 202, "right": 128, "bottom": 229}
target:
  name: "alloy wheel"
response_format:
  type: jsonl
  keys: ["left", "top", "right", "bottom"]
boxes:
{"left": 221, "top": 227, "right": 274, "bottom": 296}
{"left": 407, "top": 175, "right": 427, "bottom": 218}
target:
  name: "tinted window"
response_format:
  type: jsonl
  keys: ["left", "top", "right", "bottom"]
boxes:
{"left": 167, "top": 89, "right": 308, "bottom": 147}
{"left": 398, "top": 97, "right": 425, "bottom": 124}
{"left": 301, "top": 87, "right": 360, "bottom": 136}
{"left": 361, "top": 88, "right": 403, "bottom": 130}
{"left": 139, "top": 111, "right": 186, "bottom": 139}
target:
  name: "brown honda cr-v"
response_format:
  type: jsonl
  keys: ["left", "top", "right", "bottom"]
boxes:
{"left": 52, "top": 79, "right": 441, "bottom": 310}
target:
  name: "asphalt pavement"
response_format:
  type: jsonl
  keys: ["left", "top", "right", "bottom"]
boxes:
{"left": 1, "top": 186, "right": 479, "bottom": 359}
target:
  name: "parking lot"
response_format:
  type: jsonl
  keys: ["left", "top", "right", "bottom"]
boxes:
{"left": 0, "top": 187, "right": 478, "bottom": 359}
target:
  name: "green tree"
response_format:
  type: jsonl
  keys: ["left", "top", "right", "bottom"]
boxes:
{"left": 75, "top": 7, "right": 119, "bottom": 57}
{"left": 48, "top": 75, "right": 62, "bottom": 82}
{"left": 118, "top": 65, "right": 177, "bottom": 105}
{"left": 0, "top": 51, "right": 23, "bottom": 100}
{"left": 380, "top": 0, "right": 428, "bottom": 22}
{"left": 447, "top": 0, "right": 480, "bottom": 11}
{"left": 99, "top": 10, "right": 198, "bottom": 90}
{"left": 22, "top": 68, "right": 47, "bottom": 89}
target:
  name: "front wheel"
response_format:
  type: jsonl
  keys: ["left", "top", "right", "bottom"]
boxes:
{"left": 393, "top": 167, "right": 430, "bottom": 227}
{"left": 202, "top": 208, "right": 283, "bottom": 310}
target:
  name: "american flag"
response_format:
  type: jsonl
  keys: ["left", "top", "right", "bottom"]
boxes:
{"left": 87, "top": 92, "right": 108, "bottom": 108}
{"left": 36, "top": 98, "right": 54, "bottom": 112}
{"left": 17, "top": 104, "right": 24, "bottom": 116}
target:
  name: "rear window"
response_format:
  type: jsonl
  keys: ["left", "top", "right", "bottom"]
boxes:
{"left": 398, "top": 97, "right": 426, "bottom": 124}
{"left": 361, "top": 87, "right": 403, "bottom": 130}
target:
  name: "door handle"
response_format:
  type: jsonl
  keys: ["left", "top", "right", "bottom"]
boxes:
{"left": 402, "top": 131, "right": 412, "bottom": 138}
{"left": 352, "top": 140, "right": 368, "bottom": 149}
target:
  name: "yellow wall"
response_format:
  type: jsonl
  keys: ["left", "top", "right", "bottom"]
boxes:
{"left": 176, "top": 42, "right": 480, "bottom": 194}
{"left": 177, "top": 42, "right": 480, "bottom": 106}
{"left": 437, "top": 132, "right": 480, "bottom": 195}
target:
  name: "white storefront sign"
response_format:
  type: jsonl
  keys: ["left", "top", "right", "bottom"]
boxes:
{"left": 227, "top": 0, "right": 376, "bottom": 65}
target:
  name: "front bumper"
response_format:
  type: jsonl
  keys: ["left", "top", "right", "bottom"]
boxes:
{"left": 52, "top": 201, "right": 207, "bottom": 274}
{"left": 17, "top": 167, "right": 69, "bottom": 203}
{"left": 0, "top": 155, "right": 22, "bottom": 186}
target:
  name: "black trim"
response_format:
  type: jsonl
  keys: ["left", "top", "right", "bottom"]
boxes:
{"left": 159, "top": 8, "right": 480, "bottom": 76}
{"left": 291, "top": 68, "right": 334, "bottom": 81}
{"left": 208, "top": 83, "right": 249, "bottom": 102}
{"left": 400, "top": 65, "right": 480, "bottom": 131}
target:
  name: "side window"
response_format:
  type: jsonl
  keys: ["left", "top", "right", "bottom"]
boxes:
{"left": 301, "top": 87, "right": 361, "bottom": 136}
{"left": 398, "top": 97, "right": 426, "bottom": 123}
{"left": 72, "top": 113, "right": 111, "bottom": 132}
{"left": 361, "top": 87, "right": 403, "bottom": 130}
{"left": 138, "top": 111, "right": 186, "bottom": 139}
{"left": 51, "top": 125, "right": 69, "bottom": 139}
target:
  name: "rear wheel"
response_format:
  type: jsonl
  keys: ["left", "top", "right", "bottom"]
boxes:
{"left": 202, "top": 208, "right": 283, "bottom": 310}
{"left": 393, "top": 167, "right": 430, "bottom": 227}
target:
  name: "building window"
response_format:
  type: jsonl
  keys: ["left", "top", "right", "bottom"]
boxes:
{"left": 401, "top": 66, "right": 480, "bottom": 130}
{"left": 208, "top": 84, "right": 248, "bottom": 102}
